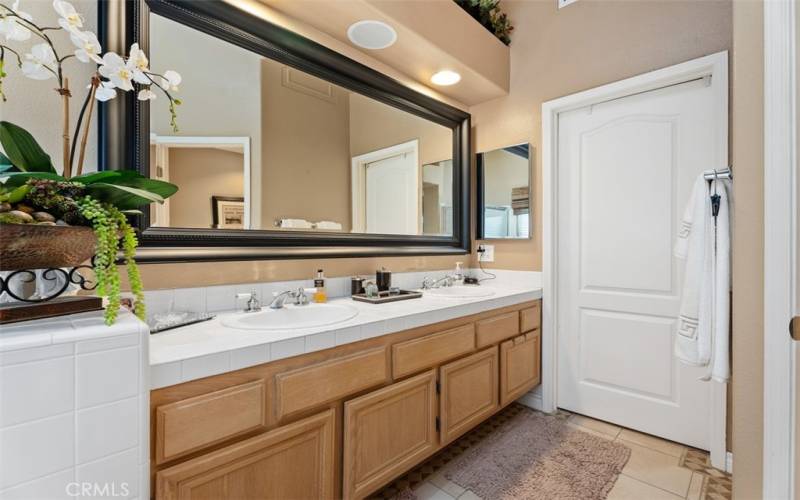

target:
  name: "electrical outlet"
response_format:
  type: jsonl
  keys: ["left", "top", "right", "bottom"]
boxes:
{"left": 478, "top": 244, "right": 494, "bottom": 263}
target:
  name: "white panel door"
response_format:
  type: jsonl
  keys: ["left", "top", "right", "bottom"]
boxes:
{"left": 366, "top": 153, "right": 419, "bottom": 234}
{"left": 557, "top": 78, "right": 723, "bottom": 449}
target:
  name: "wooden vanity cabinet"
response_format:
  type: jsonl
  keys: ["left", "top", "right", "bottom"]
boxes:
{"left": 150, "top": 300, "right": 541, "bottom": 500}
{"left": 343, "top": 370, "right": 438, "bottom": 500}
{"left": 156, "top": 409, "right": 335, "bottom": 500}
{"left": 439, "top": 347, "right": 499, "bottom": 445}
{"left": 500, "top": 330, "right": 541, "bottom": 406}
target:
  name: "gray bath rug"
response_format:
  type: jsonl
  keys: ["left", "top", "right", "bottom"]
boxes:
{"left": 441, "top": 407, "right": 631, "bottom": 500}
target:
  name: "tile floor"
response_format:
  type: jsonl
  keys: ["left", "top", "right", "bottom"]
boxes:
{"left": 372, "top": 405, "right": 732, "bottom": 500}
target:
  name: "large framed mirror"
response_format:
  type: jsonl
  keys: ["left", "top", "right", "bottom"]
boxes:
{"left": 98, "top": 0, "right": 470, "bottom": 262}
{"left": 476, "top": 144, "right": 532, "bottom": 239}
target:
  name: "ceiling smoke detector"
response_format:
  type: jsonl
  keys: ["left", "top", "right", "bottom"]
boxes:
{"left": 347, "top": 20, "right": 397, "bottom": 50}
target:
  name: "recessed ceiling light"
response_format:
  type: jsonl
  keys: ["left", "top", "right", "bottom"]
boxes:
{"left": 347, "top": 20, "right": 397, "bottom": 50}
{"left": 431, "top": 70, "right": 461, "bottom": 86}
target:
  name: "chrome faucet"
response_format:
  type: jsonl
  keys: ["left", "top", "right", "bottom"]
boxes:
{"left": 422, "top": 275, "right": 455, "bottom": 290}
{"left": 269, "top": 288, "right": 310, "bottom": 309}
{"left": 236, "top": 291, "right": 262, "bottom": 313}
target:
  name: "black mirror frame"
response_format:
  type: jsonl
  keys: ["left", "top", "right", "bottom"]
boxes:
{"left": 98, "top": 0, "right": 471, "bottom": 263}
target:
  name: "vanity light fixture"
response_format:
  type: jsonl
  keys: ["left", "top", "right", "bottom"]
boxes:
{"left": 431, "top": 70, "right": 461, "bottom": 86}
{"left": 347, "top": 20, "right": 397, "bottom": 50}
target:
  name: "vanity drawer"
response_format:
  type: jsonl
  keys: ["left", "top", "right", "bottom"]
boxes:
{"left": 520, "top": 302, "right": 541, "bottom": 333}
{"left": 155, "top": 380, "right": 267, "bottom": 464}
{"left": 476, "top": 311, "right": 520, "bottom": 347}
{"left": 275, "top": 347, "right": 388, "bottom": 420}
{"left": 392, "top": 324, "right": 475, "bottom": 378}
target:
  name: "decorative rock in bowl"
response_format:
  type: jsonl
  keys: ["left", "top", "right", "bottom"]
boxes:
{"left": 0, "top": 224, "right": 96, "bottom": 271}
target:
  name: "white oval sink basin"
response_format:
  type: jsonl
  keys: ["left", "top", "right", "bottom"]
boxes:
{"left": 425, "top": 286, "right": 495, "bottom": 298}
{"left": 221, "top": 303, "right": 359, "bottom": 330}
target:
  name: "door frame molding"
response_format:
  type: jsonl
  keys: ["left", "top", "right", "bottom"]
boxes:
{"left": 763, "top": 0, "right": 797, "bottom": 497}
{"left": 351, "top": 140, "right": 420, "bottom": 233}
{"left": 540, "top": 51, "right": 729, "bottom": 469}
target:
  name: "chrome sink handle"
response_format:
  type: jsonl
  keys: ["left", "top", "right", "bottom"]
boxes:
{"left": 294, "top": 288, "right": 311, "bottom": 306}
{"left": 236, "top": 290, "right": 262, "bottom": 313}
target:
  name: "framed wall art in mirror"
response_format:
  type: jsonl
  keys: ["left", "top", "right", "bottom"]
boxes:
{"left": 476, "top": 143, "right": 532, "bottom": 240}
{"left": 98, "top": 0, "right": 470, "bottom": 262}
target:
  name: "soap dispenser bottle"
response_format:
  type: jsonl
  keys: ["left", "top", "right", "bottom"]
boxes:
{"left": 313, "top": 269, "right": 327, "bottom": 303}
{"left": 454, "top": 261, "right": 464, "bottom": 285}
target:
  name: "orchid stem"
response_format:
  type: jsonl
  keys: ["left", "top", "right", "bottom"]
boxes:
{"left": 75, "top": 79, "right": 98, "bottom": 176}
{"left": 69, "top": 77, "right": 94, "bottom": 173}
{"left": 61, "top": 77, "right": 71, "bottom": 179}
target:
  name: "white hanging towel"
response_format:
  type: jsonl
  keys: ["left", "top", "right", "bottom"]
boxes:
{"left": 674, "top": 173, "right": 730, "bottom": 382}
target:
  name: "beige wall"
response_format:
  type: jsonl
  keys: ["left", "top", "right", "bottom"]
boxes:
{"left": 731, "top": 0, "right": 764, "bottom": 497}
{"left": 349, "top": 93, "right": 453, "bottom": 166}
{"left": 470, "top": 0, "right": 732, "bottom": 271}
{"left": 168, "top": 148, "right": 245, "bottom": 229}
{"left": 260, "top": 59, "right": 352, "bottom": 230}
{"left": 483, "top": 148, "right": 529, "bottom": 207}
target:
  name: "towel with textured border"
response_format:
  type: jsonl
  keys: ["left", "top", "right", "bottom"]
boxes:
{"left": 674, "top": 172, "right": 730, "bottom": 382}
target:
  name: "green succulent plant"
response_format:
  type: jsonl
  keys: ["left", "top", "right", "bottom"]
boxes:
{"left": 0, "top": 120, "right": 178, "bottom": 325}
{"left": 454, "top": 0, "right": 514, "bottom": 46}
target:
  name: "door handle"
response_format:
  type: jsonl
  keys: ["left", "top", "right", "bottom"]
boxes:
{"left": 791, "top": 316, "right": 800, "bottom": 341}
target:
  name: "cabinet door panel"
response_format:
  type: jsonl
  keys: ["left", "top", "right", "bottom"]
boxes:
{"left": 156, "top": 409, "right": 335, "bottom": 500}
{"left": 343, "top": 370, "right": 438, "bottom": 500}
{"left": 439, "top": 347, "right": 498, "bottom": 445}
{"left": 500, "top": 331, "right": 541, "bottom": 406}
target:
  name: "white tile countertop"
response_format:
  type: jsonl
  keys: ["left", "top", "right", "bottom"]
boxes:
{"left": 0, "top": 309, "right": 144, "bottom": 353}
{"left": 150, "top": 275, "right": 542, "bottom": 390}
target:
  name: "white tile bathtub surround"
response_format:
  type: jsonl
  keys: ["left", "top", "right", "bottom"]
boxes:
{"left": 150, "top": 273, "right": 542, "bottom": 389}
{"left": 0, "top": 311, "right": 150, "bottom": 499}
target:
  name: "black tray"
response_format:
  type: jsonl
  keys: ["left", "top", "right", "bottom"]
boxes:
{"left": 351, "top": 290, "right": 422, "bottom": 304}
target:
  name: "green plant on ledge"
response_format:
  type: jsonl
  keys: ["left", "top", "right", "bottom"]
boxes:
{"left": 0, "top": 0, "right": 181, "bottom": 324}
{"left": 454, "top": 0, "right": 514, "bottom": 46}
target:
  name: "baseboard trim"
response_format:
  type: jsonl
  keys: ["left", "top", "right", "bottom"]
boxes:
{"left": 726, "top": 451, "right": 733, "bottom": 474}
{"left": 516, "top": 391, "right": 545, "bottom": 412}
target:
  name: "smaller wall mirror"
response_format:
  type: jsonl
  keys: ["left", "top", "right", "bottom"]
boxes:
{"left": 477, "top": 144, "right": 532, "bottom": 239}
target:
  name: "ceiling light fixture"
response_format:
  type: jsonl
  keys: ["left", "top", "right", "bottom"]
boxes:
{"left": 347, "top": 20, "right": 397, "bottom": 50}
{"left": 430, "top": 70, "right": 461, "bottom": 86}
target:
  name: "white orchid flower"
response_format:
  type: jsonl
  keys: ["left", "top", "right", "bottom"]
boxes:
{"left": 137, "top": 88, "right": 156, "bottom": 101}
{"left": 94, "top": 81, "right": 117, "bottom": 102}
{"left": 160, "top": 70, "right": 181, "bottom": 92}
{"left": 21, "top": 43, "right": 56, "bottom": 80}
{"left": 98, "top": 52, "right": 133, "bottom": 91}
{"left": 128, "top": 43, "right": 149, "bottom": 71}
{"left": 70, "top": 29, "right": 102, "bottom": 64}
{"left": 53, "top": 0, "right": 83, "bottom": 33}
{"left": 0, "top": 0, "right": 32, "bottom": 42}
{"left": 127, "top": 43, "right": 151, "bottom": 84}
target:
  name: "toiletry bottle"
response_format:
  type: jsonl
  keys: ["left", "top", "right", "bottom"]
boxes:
{"left": 314, "top": 269, "right": 327, "bottom": 303}
{"left": 454, "top": 261, "right": 464, "bottom": 285}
